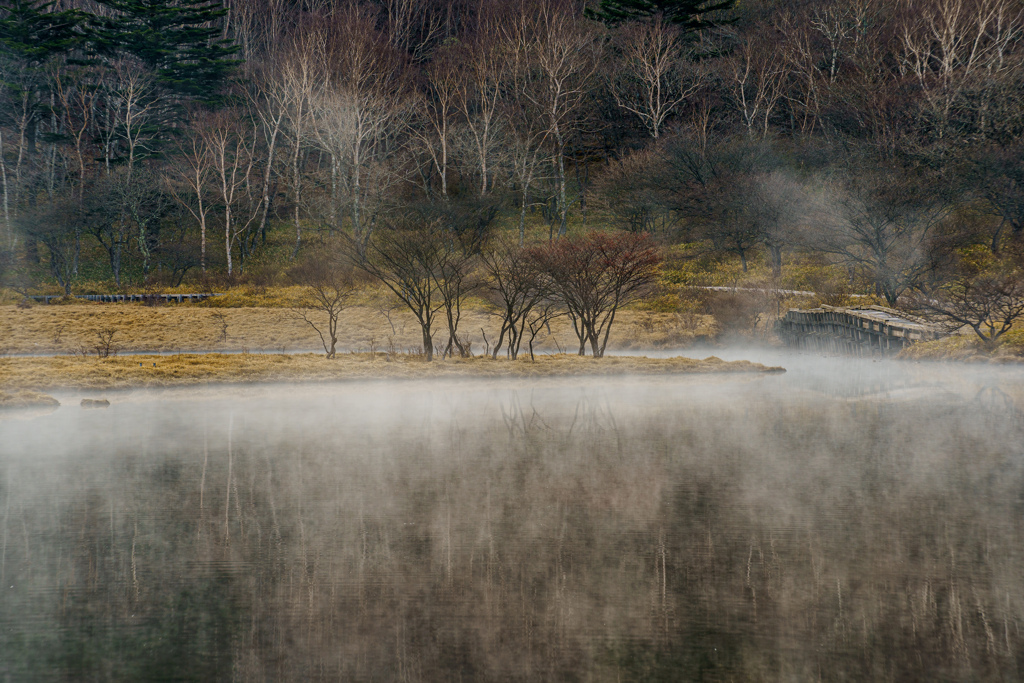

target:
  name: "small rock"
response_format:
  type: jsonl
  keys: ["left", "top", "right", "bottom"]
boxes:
{"left": 81, "top": 398, "right": 110, "bottom": 409}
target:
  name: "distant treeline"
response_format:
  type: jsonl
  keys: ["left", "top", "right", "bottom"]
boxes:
{"left": 0, "top": 0, "right": 1023, "bottom": 306}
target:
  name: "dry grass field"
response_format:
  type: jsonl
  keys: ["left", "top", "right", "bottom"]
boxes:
{"left": 0, "top": 302, "right": 716, "bottom": 356}
{"left": 898, "top": 329, "right": 1024, "bottom": 362}
{"left": 0, "top": 389, "right": 61, "bottom": 408}
{"left": 0, "top": 352, "right": 783, "bottom": 392}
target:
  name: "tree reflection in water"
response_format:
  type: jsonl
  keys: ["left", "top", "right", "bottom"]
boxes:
{"left": 2, "top": 375, "right": 1024, "bottom": 681}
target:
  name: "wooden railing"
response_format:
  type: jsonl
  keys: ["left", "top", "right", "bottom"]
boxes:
{"left": 777, "top": 305, "right": 943, "bottom": 355}
{"left": 28, "top": 293, "right": 223, "bottom": 304}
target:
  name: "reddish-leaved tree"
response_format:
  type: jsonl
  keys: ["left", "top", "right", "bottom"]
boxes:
{"left": 529, "top": 231, "right": 661, "bottom": 357}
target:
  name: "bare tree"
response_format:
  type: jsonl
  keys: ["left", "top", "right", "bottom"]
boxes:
{"left": 91, "top": 61, "right": 158, "bottom": 285}
{"left": 523, "top": 300, "right": 564, "bottom": 360}
{"left": 910, "top": 268, "right": 1024, "bottom": 348}
{"left": 818, "top": 164, "right": 956, "bottom": 305}
{"left": 898, "top": 0, "right": 1022, "bottom": 142}
{"left": 309, "top": 6, "right": 411, "bottom": 254}
{"left": 455, "top": 15, "right": 510, "bottom": 197}
{"left": 200, "top": 110, "right": 261, "bottom": 276}
{"left": 380, "top": 0, "right": 448, "bottom": 63}
{"left": 529, "top": 231, "right": 661, "bottom": 357}
{"left": 967, "top": 142, "right": 1024, "bottom": 251}
{"left": 591, "top": 145, "right": 678, "bottom": 235}
{"left": 49, "top": 64, "right": 96, "bottom": 202}
{"left": 289, "top": 251, "right": 357, "bottom": 358}
{"left": 435, "top": 241, "right": 478, "bottom": 358}
{"left": 505, "top": 93, "right": 550, "bottom": 245}
{"left": 776, "top": 3, "right": 869, "bottom": 135}
{"left": 48, "top": 63, "right": 98, "bottom": 275}
{"left": 356, "top": 220, "right": 445, "bottom": 361}
{"left": 506, "top": 0, "right": 602, "bottom": 238}
{"left": 727, "top": 33, "right": 787, "bottom": 139}
{"left": 274, "top": 30, "right": 326, "bottom": 257}
{"left": 414, "top": 48, "right": 461, "bottom": 199}
{"left": 609, "top": 18, "right": 703, "bottom": 139}
{"left": 19, "top": 197, "right": 81, "bottom": 296}
{"left": 167, "top": 124, "right": 213, "bottom": 273}
{"left": 653, "top": 132, "right": 783, "bottom": 271}
{"left": 481, "top": 237, "right": 556, "bottom": 359}
{"left": 246, "top": 63, "right": 287, "bottom": 255}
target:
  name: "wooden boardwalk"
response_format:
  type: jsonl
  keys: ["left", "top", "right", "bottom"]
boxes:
{"left": 778, "top": 305, "right": 943, "bottom": 355}
{"left": 28, "top": 293, "right": 223, "bottom": 304}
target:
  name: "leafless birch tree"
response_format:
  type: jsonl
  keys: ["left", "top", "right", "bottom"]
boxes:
{"left": 506, "top": 0, "right": 602, "bottom": 238}
{"left": 310, "top": 6, "right": 411, "bottom": 255}
{"left": 610, "top": 19, "right": 703, "bottom": 139}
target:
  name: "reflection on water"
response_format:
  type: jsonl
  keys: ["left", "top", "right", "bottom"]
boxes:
{"left": 3, "top": 355, "right": 1024, "bottom": 681}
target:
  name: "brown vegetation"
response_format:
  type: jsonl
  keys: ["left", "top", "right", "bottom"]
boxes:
{"left": 0, "top": 352, "right": 782, "bottom": 391}
{"left": 0, "top": 302, "right": 717, "bottom": 356}
{"left": 0, "top": 389, "right": 59, "bottom": 408}
{"left": 899, "top": 329, "right": 1024, "bottom": 362}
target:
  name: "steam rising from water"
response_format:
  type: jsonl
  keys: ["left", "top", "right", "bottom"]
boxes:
{"left": 2, "top": 351, "right": 1024, "bottom": 680}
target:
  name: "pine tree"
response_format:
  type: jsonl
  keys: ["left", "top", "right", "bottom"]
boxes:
{"left": 587, "top": 0, "right": 736, "bottom": 32}
{"left": 0, "top": 0, "right": 81, "bottom": 65}
{"left": 0, "top": 1, "right": 82, "bottom": 166}
{"left": 90, "top": 0, "right": 238, "bottom": 103}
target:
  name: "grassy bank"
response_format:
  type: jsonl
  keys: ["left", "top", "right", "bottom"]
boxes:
{"left": 0, "top": 389, "right": 61, "bottom": 408}
{"left": 899, "top": 330, "right": 1024, "bottom": 362}
{"left": 0, "top": 302, "right": 718, "bottom": 356}
{"left": 0, "top": 353, "right": 784, "bottom": 391}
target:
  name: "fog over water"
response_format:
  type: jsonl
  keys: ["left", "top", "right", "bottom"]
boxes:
{"left": 3, "top": 350, "right": 1024, "bottom": 681}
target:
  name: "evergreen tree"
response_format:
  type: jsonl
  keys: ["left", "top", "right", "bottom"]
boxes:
{"left": 587, "top": 0, "right": 736, "bottom": 31}
{"left": 0, "top": 0, "right": 81, "bottom": 65}
{"left": 90, "top": 0, "right": 238, "bottom": 103}
{"left": 0, "top": 0, "right": 82, "bottom": 127}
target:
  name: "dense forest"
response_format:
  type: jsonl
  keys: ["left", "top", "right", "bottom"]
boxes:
{"left": 0, "top": 0, "right": 1022, "bottom": 312}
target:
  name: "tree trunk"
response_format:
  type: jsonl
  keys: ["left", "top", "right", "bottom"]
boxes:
{"left": 0, "top": 130, "right": 9, "bottom": 253}
{"left": 598, "top": 307, "right": 618, "bottom": 358}
{"left": 768, "top": 244, "right": 782, "bottom": 277}
{"left": 292, "top": 141, "right": 303, "bottom": 258}
{"left": 225, "top": 206, "right": 233, "bottom": 276}
{"left": 200, "top": 212, "right": 207, "bottom": 272}
{"left": 556, "top": 146, "right": 568, "bottom": 238}
{"left": 112, "top": 241, "right": 122, "bottom": 287}
{"left": 480, "top": 146, "right": 488, "bottom": 197}
{"left": 518, "top": 184, "right": 529, "bottom": 247}
{"left": 352, "top": 141, "right": 362, "bottom": 241}
{"left": 256, "top": 117, "right": 281, "bottom": 248}
{"left": 421, "top": 323, "right": 433, "bottom": 361}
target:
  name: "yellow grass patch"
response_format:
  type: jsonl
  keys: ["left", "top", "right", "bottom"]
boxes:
{"left": 900, "top": 331, "right": 1024, "bottom": 363}
{"left": 0, "top": 303, "right": 716, "bottom": 356}
{"left": 0, "top": 389, "right": 60, "bottom": 408}
{"left": 0, "top": 353, "right": 783, "bottom": 391}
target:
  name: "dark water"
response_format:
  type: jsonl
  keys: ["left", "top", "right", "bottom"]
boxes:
{"left": 3, "top": 352, "right": 1024, "bottom": 681}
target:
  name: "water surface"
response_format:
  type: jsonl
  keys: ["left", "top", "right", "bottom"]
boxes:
{"left": 3, "top": 352, "right": 1024, "bottom": 681}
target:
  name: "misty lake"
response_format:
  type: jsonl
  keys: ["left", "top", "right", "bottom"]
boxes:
{"left": 3, "top": 350, "right": 1024, "bottom": 681}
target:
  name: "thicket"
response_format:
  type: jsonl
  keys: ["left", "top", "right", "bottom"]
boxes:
{"left": 1, "top": 0, "right": 1023, "bottom": 334}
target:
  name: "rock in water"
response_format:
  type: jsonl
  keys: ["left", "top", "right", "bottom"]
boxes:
{"left": 81, "top": 398, "right": 110, "bottom": 409}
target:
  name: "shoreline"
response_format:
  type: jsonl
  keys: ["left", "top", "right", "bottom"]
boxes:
{"left": 0, "top": 352, "right": 784, "bottom": 394}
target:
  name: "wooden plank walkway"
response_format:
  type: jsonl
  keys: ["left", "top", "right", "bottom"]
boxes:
{"left": 28, "top": 293, "right": 224, "bottom": 304}
{"left": 777, "top": 305, "right": 943, "bottom": 355}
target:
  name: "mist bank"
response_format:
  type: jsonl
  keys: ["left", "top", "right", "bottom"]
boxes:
{"left": 3, "top": 360, "right": 1024, "bottom": 680}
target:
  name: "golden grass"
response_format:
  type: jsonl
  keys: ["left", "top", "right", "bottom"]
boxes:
{"left": 0, "top": 302, "right": 716, "bottom": 356}
{"left": 0, "top": 389, "right": 60, "bottom": 408}
{"left": 900, "top": 330, "right": 1024, "bottom": 363}
{"left": 0, "top": 352, "right": 783, "bottom": 391}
